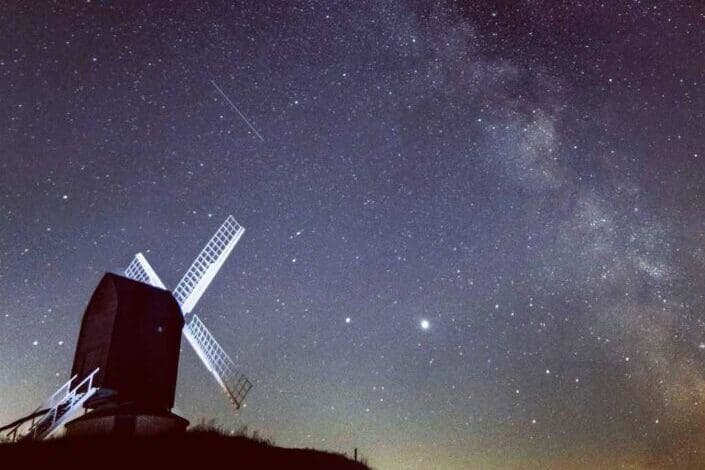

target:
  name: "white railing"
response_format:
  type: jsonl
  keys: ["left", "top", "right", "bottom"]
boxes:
{"left": 22, "top": 368, "right": 100, "bottom": 441}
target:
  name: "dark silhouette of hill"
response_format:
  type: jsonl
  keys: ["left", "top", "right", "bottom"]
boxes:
{"left": 0, "top": 430, "right": 371, "bottom": 469}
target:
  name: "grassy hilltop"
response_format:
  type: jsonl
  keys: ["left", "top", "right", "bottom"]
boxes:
{"left": 0, "top": 429, "right": 371, "bottom": 469}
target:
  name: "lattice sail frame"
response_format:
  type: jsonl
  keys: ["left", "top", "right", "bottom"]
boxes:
{"left": 125, "top": 253, "right": 166, "bottom": 289}
{"left": 184, "top": 314, "right": 252, "bottom": 408}
{"left": 123, "top": 215, "right": 251, "bottom": 411}
{"left": 173, "top": 215, "right": 245, "bottom": 314}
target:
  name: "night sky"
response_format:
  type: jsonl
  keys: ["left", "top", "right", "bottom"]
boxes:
{"left": 1, "top": 1, "right": 705, "bottom": 469}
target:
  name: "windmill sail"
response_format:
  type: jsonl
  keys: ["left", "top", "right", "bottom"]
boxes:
{"left": 183, "top": 314, "right": 252, "bottom": 409}
{"left": 125, "top": 253, "right": 166, "bottom": 289}
{"left": 173, "top": 215, "right": 245, "bottom": 314}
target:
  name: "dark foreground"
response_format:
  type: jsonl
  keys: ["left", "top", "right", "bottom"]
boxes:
{"left": 0, "top": 430, "right": 371, "bottom": 469}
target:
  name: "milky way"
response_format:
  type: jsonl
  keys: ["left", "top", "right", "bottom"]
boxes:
{"left": 1, "top": 2, "right": 704, "bottom": 469}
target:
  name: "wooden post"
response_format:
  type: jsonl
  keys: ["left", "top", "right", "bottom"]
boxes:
{"left": 354, "top": 447, "right": 358, "bottom": 462}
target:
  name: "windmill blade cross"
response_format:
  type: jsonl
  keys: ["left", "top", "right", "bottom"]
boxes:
{"left": 121, "top": 215, "right": 251, "bottom": 412}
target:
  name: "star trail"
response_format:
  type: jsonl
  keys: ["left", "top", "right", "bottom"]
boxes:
{"left": 1, "top": 1, "right": 704, "bottom": 469}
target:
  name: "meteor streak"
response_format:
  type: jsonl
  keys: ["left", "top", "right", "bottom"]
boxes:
{"left": 211, "top": 79, "right": 265, "bottom": 142}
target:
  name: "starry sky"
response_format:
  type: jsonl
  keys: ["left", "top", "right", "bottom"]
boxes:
{"left": 1, "top": 1, "right": 704, "bottom": 469}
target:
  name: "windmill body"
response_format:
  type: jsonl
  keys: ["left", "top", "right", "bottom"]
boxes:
{"left": 71, "top": 274, "right": 184, "bottom": 411}
{"left": 64, "top": 274, "right": 188, "bottom": 437}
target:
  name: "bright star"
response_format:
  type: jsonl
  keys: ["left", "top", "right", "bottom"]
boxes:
{"left": 420, "top": 319, "right": 430, "bottom": 330}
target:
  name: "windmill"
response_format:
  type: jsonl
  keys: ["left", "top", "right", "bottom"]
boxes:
{"left": 0, "top": 215, "right": 252, "bottom": 441}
